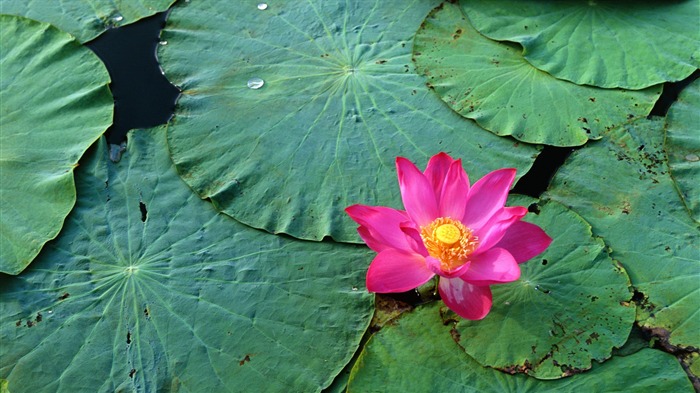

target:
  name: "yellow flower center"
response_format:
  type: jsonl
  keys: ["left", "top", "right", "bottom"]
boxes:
{"left": 421, "top": 217, "right": 479, "bottom": 272}
{"left": 435, "top": 223, "right": 461, "bottom": 245}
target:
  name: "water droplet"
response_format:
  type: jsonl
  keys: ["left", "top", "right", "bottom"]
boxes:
{"left": 109, "top": 142, "right": 127, "bottom": 162}
{"left": 48, "top": 310, "right": 53, "bottom": 314}
{"left": 352, "top": 286, "right": 358, "bottom": 291}
{"left": 685, "top": 154, "right": 699, "bottom": 162}
{"left": 159, "top": 40, "right": 168, "bottom": 46}
{"left": 257, "top": 3, "right": 268, "bottom": 10}
{"left": 113, "top": 15, "right": 124, "bottom": 22}
{"left": 247, "top": 77, "right": 264, "bottom": 89}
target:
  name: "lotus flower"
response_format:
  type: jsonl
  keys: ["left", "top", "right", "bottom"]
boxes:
{"left": 346, "top": 153, "right": 552, "bottom": 320}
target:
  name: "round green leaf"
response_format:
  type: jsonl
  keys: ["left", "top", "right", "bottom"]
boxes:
{"left": 412, "top": 2, "right": 661, "bottom": 146}
{"left": 0, "top": 15, "right": 113, "bottom": 275}
{"left": 545, "top": 118, "right": 700, "bottom": 349}
{"left": 665, "top": 79, "right": 700, "bottom": 223}
{"left": 455, "top": 197, "right": 634, "bottom": 379}
{"left": 0, "top": 128, "right": 373, "bottom": 393}
{"left": 347, "top": 302, "right": 693, "bottom": 392}
{"left": 159, "top": 0, "right": 539, "bottom": 242}
{"left": 0, "top": 0, "right": 175, "bottom": 43}
{"left": 463, "top": 0, "right": 699, "bottom": 89}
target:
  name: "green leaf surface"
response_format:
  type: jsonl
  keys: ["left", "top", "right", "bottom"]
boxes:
{"left": 463, "top": 0, "right": 700, "bottom": 89}
{"left": 347, "top": 302, "right": 693, "bottom": 393}
{"left": 412, "top": 2, "right": 661, "bottom": 146}
{"left": 160, "top": 0, "right": 539, "bottom": 242}
{"left": 665, "top": 78, "right": 700, "bottom": 223}
{"left": 0, "top": 15, "right": 112, "bottom": 275}
{"left": 545, "top": 118, "right": 700, "bottom": 349}
{"left": 456, "top": 197, "right": 634, "bottom": 379}
{"left": 0, "top": 128, "right": 374, "bottom": 393}
{"left": 0, "top": 0, "right": 175, "bottom": 43}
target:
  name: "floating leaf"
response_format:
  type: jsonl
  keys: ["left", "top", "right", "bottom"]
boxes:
{"left": 665, "top": 78, "right": 700, "bottom": 223}
{"left": 0, "top": 128, "right": 373, "bottom": 392}
{"left": 545, "top": 118, "right": 700, "bottom": 349}
{"left": 0, "top": 0, "right": 175, "bottom": 43}
{"left": 455, "top": 197, "right": 634, "bottom": 379}
{"left": 159, "top": 0, "right": 539, "bottom": 242}
{"left": 347, "top": 302, "right": 693, "bottom": 392}
{"left": 412, "top": 2, "right": 660, "bottom": 146}
{"left": 0, "top": 15, "right": 112, "bottom": 275}
{"left": 463, "top": 0, "right": 699, "bottom": 89}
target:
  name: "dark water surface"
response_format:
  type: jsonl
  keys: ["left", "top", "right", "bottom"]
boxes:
{"left": 87, "top": 11, "right": 179, "bottom": 145}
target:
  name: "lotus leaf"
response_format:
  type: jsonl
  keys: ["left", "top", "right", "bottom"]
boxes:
{"left": 0, "top": 14, "right": 112, "bottom": 275}
{"left": 412, "top": 2, "right": 661, "bottom": 146}
{"left": 0, "top": 0, "right": 175, "bottom": 43}
{"left": 545, "top": 118, "right": 700, "bottom": 349}
{"left": 347, "top": 302, "right": 693, "bottom": 392}
{"left": 665, "top": 78, "right": 700, "bottom": 223}
{"left": 463, "top": 0, "right": 699, "bottom": 89}
{"left": 159, "top": 0, "right": 539, "bottom": 242}
{"left": 455, "top": 196, "right": 635, "bottom": 379}
{"left": 0, "top": 128, "right": 373, "bottom": 393}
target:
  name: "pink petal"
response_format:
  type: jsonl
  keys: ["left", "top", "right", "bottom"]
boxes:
{"left": 366, "top": 249, "right": 435, "bottom": 293}
{"left": 494, "top": 221, "right": 552, "bottom": 263}
{"left": 460, "top": 247, "right": 520, "bottom": 285}
{"left": 425, "top": 257, "right": 471, "bottom": 278}
{"left": 356, "top": 227, "right": 388, "bottom": 253}
{"left": 462, "top": 168, "right": 517, "bottom": 230}
{"left": 438, "top": 278, "right": 493, "bottom": 320}
{"left": 346, "top": 205, "right": 413, "bottom": 252}
{"left": 396, "top": 157, "right": 438, "bottom": 227}
{"left": 399, "top": 223, "right": 429, "bottom": 255}
{"left": 473, "top": 206, "right": 527, "bottom": 253}
{"left": 438, "top": 159, "right": 470, "bottom": 219}
{"left": 424, "top": 152, "right": 456, "bottom": 199}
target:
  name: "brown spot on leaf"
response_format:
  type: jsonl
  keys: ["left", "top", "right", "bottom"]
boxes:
{"left": 589, "top": 97, "right": 596, "bottom": 102}
{"left": 129, "top": 369, "right": 136, "bottom": 378}
{"left": 561, "top": 365, "right": 586, "bottom": 377}
{"left": 58, "top": 293, "right": 70, "bottom": 300}
{"left": 621, "top": 201, "right": 631, "bottom": 215}
{"left": 450, "top": 327, "right": 461, "bottom": 343}
{"left": 239, "top": 355, "right": 251, "bottom": 366}
{"left": 496, "top": 360, "right": 532, "bottom": 375}
{"left": 375, "top": 59, "right": 387, "bottom": 64}
{"left": 126, "top": 331, "right": 132, "bottom": 344}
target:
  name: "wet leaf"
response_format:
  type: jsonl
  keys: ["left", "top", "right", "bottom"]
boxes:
{"left": 0, "top": 128, "right": 373, "bottom": 392}
{"left": 456, "top": 197, "right": 635, "bottom": 379}
{"left": 0, "top": 0, "right": 175, "bottom": 43}
{"left": 665, "top": 78, "right": 700, "bottom": 223}
{"left": 347, "top": 302, "right": 693, "bottom": 392}
{"left": 412, "top": 2, "right": 660, "bottom": 146}
{"left": 545, "top": 117, "right": 700, "bottom": 349}
{"left": 0, "top": 15, "right": 112, "bottom": 274}
{"left": 159, "top": 0, "right": 539, "bottom": 242}
{"left": 463, "top": 0, "right": 699, "bottom": 89}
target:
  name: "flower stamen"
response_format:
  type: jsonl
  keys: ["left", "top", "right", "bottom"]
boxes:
{"left": 421, "top": 217, "right": 479, "bottom": 272}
